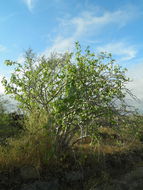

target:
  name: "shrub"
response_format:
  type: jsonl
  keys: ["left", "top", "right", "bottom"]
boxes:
{"left": 2, "top": 42, "right": 135, "bottom": 149}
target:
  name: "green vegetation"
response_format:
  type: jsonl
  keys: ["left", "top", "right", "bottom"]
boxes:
{"left": 2, "top": 42, "right": 134, "bottom": 148}
{"left": 0, "top": 43, "right": 143, "bottom": 189}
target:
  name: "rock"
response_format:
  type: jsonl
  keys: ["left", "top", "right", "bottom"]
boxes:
{"left": 90, "top": 182, "right": 126, "bottom": 190}
{"left": 21, "top": 179, "right": 59, "bottom": 190}
{"left": 65, "top": 171, "right": 83, "bottom": 182}
{"left": 21, "top": 183, "right": 36, "bottom": 190}
{"left": 91, "top": 167, "right": 143, "bottom": 190}
{"left": 20, "top": 166, "right": 39, "bottom": 180}
{"left": 124, "top": 167, "right": 143, "bottom": 181}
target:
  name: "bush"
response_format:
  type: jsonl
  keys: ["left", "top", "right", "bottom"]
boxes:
{"left": 2, "top": 42, "right": 135, "bottom": 149}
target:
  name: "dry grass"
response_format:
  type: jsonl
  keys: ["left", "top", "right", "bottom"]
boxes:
{"left": 0, "top": 114, "right": 143, "bottom": 175}
{"left": 0, "top": 130, "right": 55, "bottom": 171}
{"left": 0, "top": 109, "right": 56, "bottom": 171}
{"left": 73, "top": 126, "right": 143, "bottom": 156}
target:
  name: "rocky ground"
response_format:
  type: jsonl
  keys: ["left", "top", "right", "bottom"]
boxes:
{"left": 1, "top": 161, "right": 143, "bottom": 190}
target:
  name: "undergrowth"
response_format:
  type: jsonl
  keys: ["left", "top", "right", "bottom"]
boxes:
{"left": 0, "top": 111, "right": 143, "bottom": 189}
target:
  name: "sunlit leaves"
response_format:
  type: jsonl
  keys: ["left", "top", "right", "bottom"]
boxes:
{"left": 2, "top": 42, "right": 133, "bottom": 147}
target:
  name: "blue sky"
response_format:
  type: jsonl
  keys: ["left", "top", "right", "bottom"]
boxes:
{"left": 0, "top": 0, "right": 143, "bottom": 106}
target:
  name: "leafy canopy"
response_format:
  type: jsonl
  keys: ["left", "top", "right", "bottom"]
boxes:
{"left": 2, "top": 42, "right": 132, "bottom": 147}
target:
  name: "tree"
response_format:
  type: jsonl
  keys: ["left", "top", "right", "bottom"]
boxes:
{"left": 2, "top": 42, "right": 133, "bottom": 148}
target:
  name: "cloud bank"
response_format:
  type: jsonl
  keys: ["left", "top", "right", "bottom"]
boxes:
{"left": 22, "top": 0, "right": 37, "bottom": 11}
{"left": 44, "top": 5, "right": 139, "bottom": 55}
{"left": 97, "top": 42, "right": 137, "bottom": 61}
{"left": 0, "top": 45, "right": 6, "bottom": 52}
{"left": 0, "top": 75, "right": 5, "bottom": 94}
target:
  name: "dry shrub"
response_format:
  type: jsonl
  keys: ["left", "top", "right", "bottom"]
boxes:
{"left": 0, "top": 130, "right": 56, "bottom": 171}
{"left": 0, "top": 108, "right": 57, "bottom": 171}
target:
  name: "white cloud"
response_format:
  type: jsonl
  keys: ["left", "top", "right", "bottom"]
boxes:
{"left": 97, "top": 42, "right": 137, "bottom": 61}
{"left": 43, "top": 36, "right": 74, "bottom": 56}
{"left": 22, "top": 0, "right": 37, "bottom": 11}
{"left": 0, "top": 45, "right": 6, "bottom": 52}
{"left": 17, "top": 54, "right": 25, "bottom": 64}
{"left": 71, "top": 8, "right": 136, "bottom": 37}
{"left": 44, "top": 5, "right": 139, "bottom": 55}
{"left": 127, "top": 63, "right": 143, "bottom": 100}
{"left": 0, "top": 75, "right": 5, "bottom": 94}
{"left": 125, "top": 62, "right": 143, "bottom": 112}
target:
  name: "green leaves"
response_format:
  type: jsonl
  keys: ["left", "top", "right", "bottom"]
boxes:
{"left": 3, "top": 43, "right": 133, "bottom": 147}
{"left": 4, "top": 60, "right": 16, "bottom": 66}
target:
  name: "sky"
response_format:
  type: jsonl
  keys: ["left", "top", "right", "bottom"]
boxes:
{"left": 0, "top": 0, "right": 143, "bottom": 109}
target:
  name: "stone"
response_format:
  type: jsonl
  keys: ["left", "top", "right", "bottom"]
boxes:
{"left": 20, "top": 166, "right": 39, "bottom": 180}
{"left": 91, "top": 167, "right": 143, "bottom": 190}
{"left": 124, "top": 167, "right": 143, "bottom": 181}
{"left": 65, "top": 171, "right": 83, "bottom": 182}
{"left": 21, "top": 179, "right": 59, "bottom": 190}
{"left": 21, "top": 183, "right": 36, "bottom": 190}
